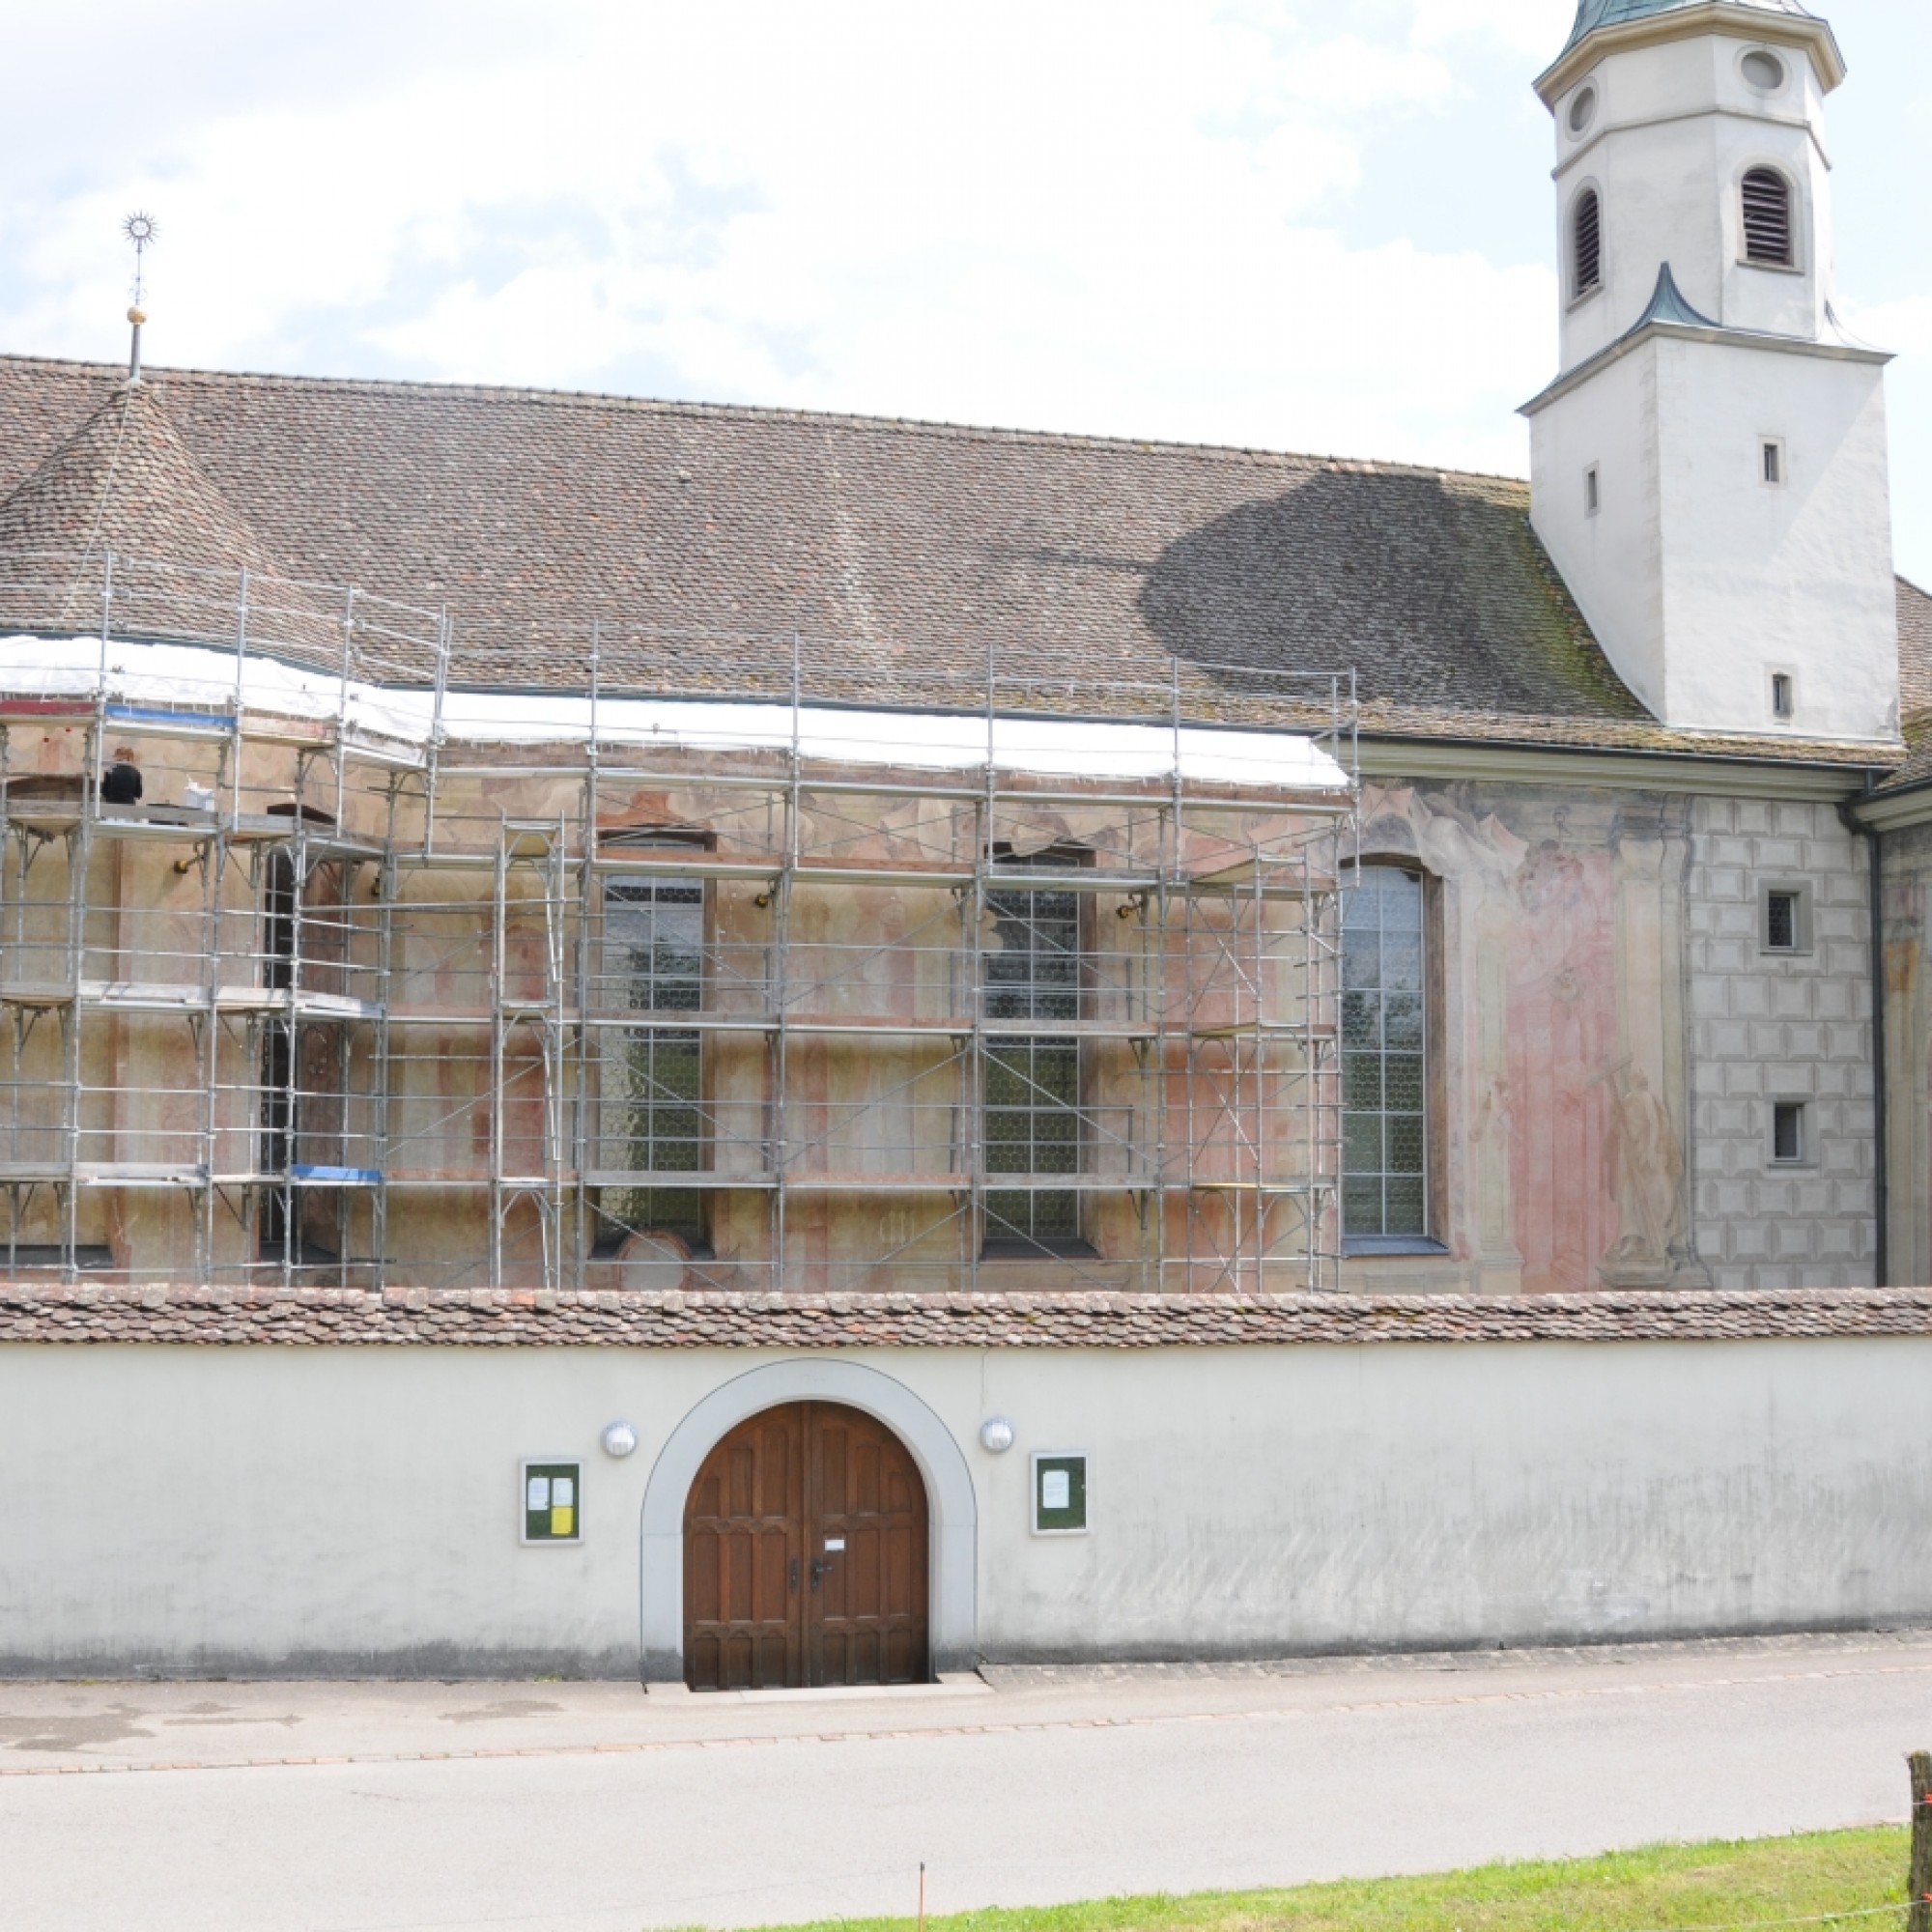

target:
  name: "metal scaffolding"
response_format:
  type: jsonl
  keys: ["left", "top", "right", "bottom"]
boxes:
{"left": 0, "top": 549, "right": 1357, "bottom": 1293}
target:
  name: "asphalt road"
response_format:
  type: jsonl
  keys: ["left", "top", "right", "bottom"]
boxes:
{"left": 2, "top": 1630, "right": 1928, "bottom": 1932}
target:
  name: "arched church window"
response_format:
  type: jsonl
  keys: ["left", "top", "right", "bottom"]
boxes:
{"left": 1572, "top": 189, "right": 1602, "bottom": 297}
{"left": 1342, "top": 865, "right": 1430, "bottom": 1242}
{"left": 1742, "top": 168, "right": 1793, "bottom": 265}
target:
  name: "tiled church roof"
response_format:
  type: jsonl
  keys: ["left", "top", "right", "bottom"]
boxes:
{"left": 1869, "top": 578, "right": 1932, "bottom": 796}
{"left": 0, "top": 353, "right": 1907, "bottom": 765}
{"left": 1897, "top": 577, "right": 1932, "bottom": 722}
{"left": 5, "top": 1282, "right": 1932, "bottom": 1348}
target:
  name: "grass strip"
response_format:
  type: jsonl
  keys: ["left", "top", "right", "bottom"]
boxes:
{"left": 745, "top": 1824, "right": 1906, "bottom": 1932}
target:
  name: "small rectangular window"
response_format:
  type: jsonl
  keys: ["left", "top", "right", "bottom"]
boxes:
{"left": 1771, "top": 1100, "right": 1805, "bottom": 1164}
{"left": 1584, "top": 465, "right": 1600, "bottom": 515}
{"left": 1770, "top": 671, "right": 1794, "bottom": 720}
{"left": 1759, "top": 881, "right": 1810, "bottom": 952}
{"left": 1761, "top": 439, "right": 1783, "bottom": 485}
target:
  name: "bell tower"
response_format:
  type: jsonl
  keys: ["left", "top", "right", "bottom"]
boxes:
{"left": 1521, "top": 0, "right": 1899, "bottom": 744}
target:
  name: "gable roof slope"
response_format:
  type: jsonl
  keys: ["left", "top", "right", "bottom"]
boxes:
{"left": 0, "top": 352, "right": 1898, "bottom": 763}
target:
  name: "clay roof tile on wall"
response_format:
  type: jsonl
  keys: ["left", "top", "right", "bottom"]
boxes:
{"left": 4, "top": 1282, "right": 1932, "bottom": 1349}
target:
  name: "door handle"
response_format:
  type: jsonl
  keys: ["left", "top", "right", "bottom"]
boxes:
{"left": 810, "top": 1558, "right": 831, "bottom": 1591}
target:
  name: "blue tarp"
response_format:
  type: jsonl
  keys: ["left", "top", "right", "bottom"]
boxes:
{"left": 104, "top": 701, "right": 235, "bottom": 731}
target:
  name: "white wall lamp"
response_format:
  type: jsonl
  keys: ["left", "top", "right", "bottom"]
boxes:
{"left": 601, "top": 1420, "right": 639, "bottom": 1459}
{"left": 979, "top": 1416, "right": 1015, "bottom": 1454}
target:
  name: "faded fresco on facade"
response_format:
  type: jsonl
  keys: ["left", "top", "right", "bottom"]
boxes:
{"left": 1352, "top": 779, "right": 1700, "bottom": 1294}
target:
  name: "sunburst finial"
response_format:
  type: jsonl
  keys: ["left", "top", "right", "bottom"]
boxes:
{"left": 122, "top": 212, "right": 158, "bottom": 383}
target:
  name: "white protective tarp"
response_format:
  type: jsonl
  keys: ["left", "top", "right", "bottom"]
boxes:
{"left": 0, "top": 635, "right": 1350, "bottom": 793}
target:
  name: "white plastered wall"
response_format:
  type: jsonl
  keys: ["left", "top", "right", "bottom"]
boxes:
{"left": 3, "top": 1337, "right": 1930, "bottom": 1675}
{"left": 1530, "top": 332, "right": 1894, "bottom": 741}
{"left": 1651, "top": 333, "right": 1893, "bottom": 740}
{"left": 1529, "top": 341, "right": 1665, "bottom": 715}
{"left": 1551, "top": 31, "right": 1832, "bottom": 367}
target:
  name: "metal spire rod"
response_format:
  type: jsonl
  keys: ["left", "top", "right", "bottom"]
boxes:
{"left": 122, "top": 212, "right": 157, "bottom": 383}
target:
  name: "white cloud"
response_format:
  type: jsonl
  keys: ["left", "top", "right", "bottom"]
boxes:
{"left": 1410, "top": 0, "right": 1573, "bottom": 54}
{"left": 1845, "top": 296, "right": 1932, "bottom": 355}
{"left": 0, "top": 0, "right": 1559, "bottom": 488}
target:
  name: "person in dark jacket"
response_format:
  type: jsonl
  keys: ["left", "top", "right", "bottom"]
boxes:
{"left": 99, "top": 745, "right": 143, "bottom": 807}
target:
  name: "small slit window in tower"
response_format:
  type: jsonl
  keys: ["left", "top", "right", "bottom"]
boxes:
{"left": 1572, "top": 189, "right": 1602, "bottom": 296}
{"left": 1742, "top": 168, "right": 1792, "bottom": 265}
{"left": 1771, "top": 671, "right": 1794, "bottom": 720}
{"left": 1585, "top": 465, "right": 1600, "bottom": 515}
{"left": 1771, "top": 1100, "right": 1806, "bottom": 1164}
{"left": 1762, "top": 439, "right": 1783, "bottom": 485}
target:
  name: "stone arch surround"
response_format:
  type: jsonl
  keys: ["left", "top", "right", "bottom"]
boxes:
{"left": 638, "top": 1358, "right": 979, "bottom": 1681}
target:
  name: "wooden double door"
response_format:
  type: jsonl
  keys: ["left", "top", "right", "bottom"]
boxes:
{"left": 683, "top": 1401, "right": 929, "bottom": 1691}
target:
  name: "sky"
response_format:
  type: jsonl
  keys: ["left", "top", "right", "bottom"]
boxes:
{"left": 1, "top": 0, "right": 1926, "bottom": 584}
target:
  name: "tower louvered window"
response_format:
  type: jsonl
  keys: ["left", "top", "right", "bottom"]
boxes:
{"left": 1742, "top": 168, "right": 1793, "bottom": 265}
{"left": 1572, "top": 189, "right": 1602, "bottom": 297}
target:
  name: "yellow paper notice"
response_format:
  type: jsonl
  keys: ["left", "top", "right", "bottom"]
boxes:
{"left": 551, "top": 1506, "right": 575, "bottom": 1537}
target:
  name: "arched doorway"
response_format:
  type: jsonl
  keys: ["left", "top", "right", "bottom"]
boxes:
{"left": 683, "top": 1401, "right": 930, "bottom": 1691}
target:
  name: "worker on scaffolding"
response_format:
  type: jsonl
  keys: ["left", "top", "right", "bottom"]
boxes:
{"left": 99, "top": 743, "right": 143, "bottom": 808}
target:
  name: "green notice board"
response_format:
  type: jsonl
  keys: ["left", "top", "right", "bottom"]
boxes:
{"left": 1032, "top": 1452, "right": 1088, "bottom": 1534}
{"left": 522, "top": 1461, "right": 582, "bottom": 1544}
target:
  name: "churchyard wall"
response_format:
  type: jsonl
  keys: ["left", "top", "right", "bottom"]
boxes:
{"left": 1, "top": 1328, "right": 1926, "bottom": 1675}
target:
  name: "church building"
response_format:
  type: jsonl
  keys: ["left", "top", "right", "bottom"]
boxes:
{"left": 2, "top": 0, "right": 1930, "bottom": 1684}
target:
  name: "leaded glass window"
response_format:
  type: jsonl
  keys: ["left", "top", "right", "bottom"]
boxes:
{"left": 604, "top": 877, "right": 703, "bottom": 1014}
{"left": 984, "top": 1037, "right": 1081, "bottom": 1245}
{"left": 983, "top": 859, "right": 1083, "bottom": 1251}
{"left": 984, "top": 879, "right": 1079, "bottom": 1023}
{"left": 1342, "top": 866, "right": 1428, "bottom": 1239}
{"left": 600, "top": 877, "right": 704, "bottom": 1244}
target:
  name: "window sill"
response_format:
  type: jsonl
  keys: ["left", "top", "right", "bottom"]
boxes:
{"left": 1565, "top": 285, "right": 1603, "bottom": 312}
{"left": 1737, "top": 257, "right": 1803, "bottom": 275}
{"left": 1343, "top": 1236, "right": 1450, "bottom": 1258}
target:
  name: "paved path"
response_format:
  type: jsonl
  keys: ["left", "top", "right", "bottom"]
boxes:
{"left": 2, "top": 1630, "right": 1928, "bottom": 1931}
